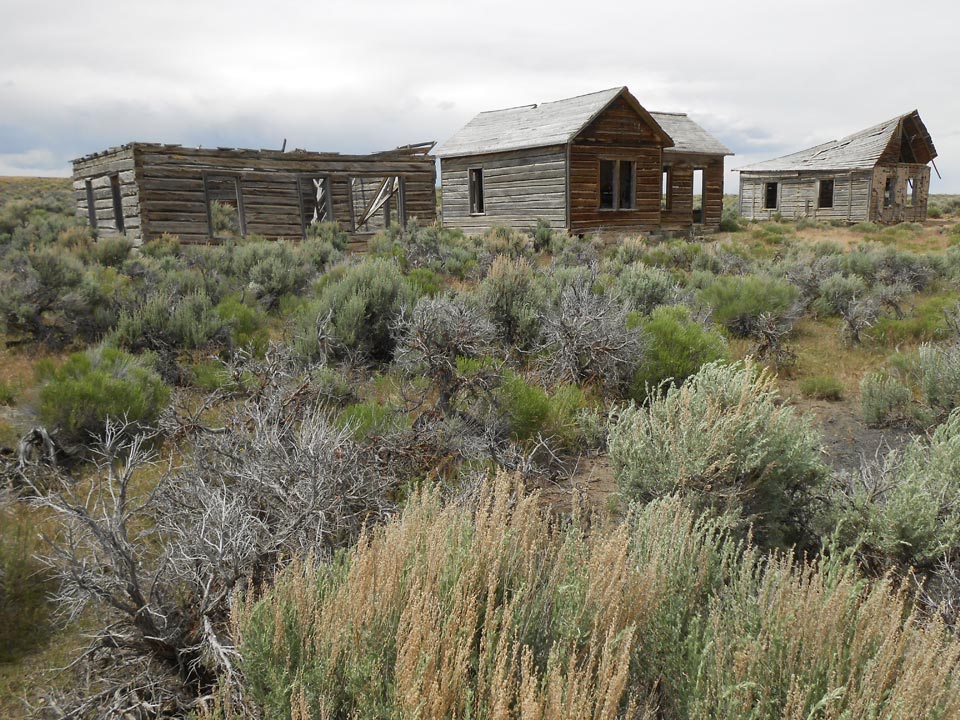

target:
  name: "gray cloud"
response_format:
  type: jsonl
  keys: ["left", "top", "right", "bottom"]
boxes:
{"left": 1, "top": 0, "right": 957, "bottom": 192}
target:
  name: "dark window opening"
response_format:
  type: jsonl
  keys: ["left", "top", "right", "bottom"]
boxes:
{"left": 469, "top": 168, "right": 484, "bottom": 214}
{"left": 299, "top": 176, "right": 333, "bottom": 236}
{"left": 763, "top": 182, "right": 778, "bottom": 210}
{"left": 599, "top": 160, "right": 615, "bottom": 209}
{"left": 85, "top": 179, "right": 97, "bottom": 229}
{"left": 351, "top": 175, "right": 404, "bottom": 232}
{"left": 618, "top": 160, "right": 635, "bottom": 209}
{"left": 883, "top": 177, "right": 894, "bottom": 208}
{"left": 692, "top": 169, "right": 704, "bottom": 223}
{"left": 818, "top": 178, "right": 835, "bottom": 209}
{"left": 661, "top": 168, "right": 671, "bottom": 211}
{"left": 204, "top": 175, "right": 245, "bottom": 239}
{"left": 110, "top": 174, "right": 125, "bottom": 234}
{"left": 599, "top": 159, "right": 636, "bottom": 210}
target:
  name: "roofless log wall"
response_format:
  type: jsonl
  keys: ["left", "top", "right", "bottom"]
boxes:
{"left": 73, "top": 143, "right": 437, "bottom": 246}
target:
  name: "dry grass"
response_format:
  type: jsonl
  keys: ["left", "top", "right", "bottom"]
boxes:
{"left": 236, "top": 473, "right": 960, "bottom": 720}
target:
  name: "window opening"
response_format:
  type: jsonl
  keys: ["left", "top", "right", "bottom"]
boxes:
{"left": 299, "top": 176, "right": 333, "bottom": 235}
{"left": 692, "top": 169, "right": 704, "bottom": 222}
{"left": 884, "top": 177, "right": 894, "bottom": 208}
{"left": 85, "top": 179, "right": 97, "bottom": 229}
{"left": 904, "top": 176, "right": 916, "bottom": 207}
{"left": 763, "top": 182, "right": 778, "bottom": 210}
{"left": 110, "top": 174, "right": 125, "bottom": 234}
{"left": 661, "top": 168, "right": 671, "bottom": 211}
{"left": 599, "top": 159, "right": 636, "bottom": 210}
{"left": 818, "top": 178, "right": 835, "bottom": 209}
{"left": 469, "top": 168, "right": 484, "bottom": 214}
{"left": 204, "top": 175, "right": 245, "bottom": 239}
{"left": 351, "top": 175, "right": 404, "bottom": 232}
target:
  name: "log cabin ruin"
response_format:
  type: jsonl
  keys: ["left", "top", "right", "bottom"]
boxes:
{"left": 71, "top": 142, "right": 437, "bottom": 246}
{"left": 738, "top": 111, "right": 938, "bottom": 224}
{"left": 435, "top": 87, "right": 732, "bottom": 236}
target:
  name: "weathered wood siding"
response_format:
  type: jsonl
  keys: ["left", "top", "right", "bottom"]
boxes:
{"left": 660, "top": 153, "right": 725, "bottom": 230}
{"left": 73, "top": 144, "right": 436, "bottom": 245}
{"left": 739, "top": 171, "right": 873, "bottom": 223}
{"left": 869, "top": 164, "right": 930, "bottom": 223}
{"left": 568, "top": 96, "right": 665, "bottom": 235}
{"left": 72, "top": 148, "right": 141, "bottom": 240}
{"left": 439, "top": 146, "right": 567, "bottom": 235}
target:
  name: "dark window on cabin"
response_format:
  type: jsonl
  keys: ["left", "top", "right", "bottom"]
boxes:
{"left": 884, "top": 177, "right": 894, "bottom": 208}
{"left": 469, "top": 168, "right": 484, "bottom": 214}
{"left": 600, "top": 159, "right": 636, "bottom": 210}
{"left": 818, "top": 179, "right": 835, "bottom": 209}
{"left": 692, "top": 169, "right": 704, "bottom": 223}
{"left": 661, "top": 168, "right": 671, "bottom": 211}
{"left": 599, "top": 160, "right": 616, "bottom": 209}
{"left": 764, "top": 182, "right": 778, "bottom": 210}
{"left": 110, "top": 174, "right": 125, "bottom": 234}
{"left": 904, "top": 176, "right": 916, "bottom": 207}
{"left": 85, "top": 179, "right": 97, "bottom": 229}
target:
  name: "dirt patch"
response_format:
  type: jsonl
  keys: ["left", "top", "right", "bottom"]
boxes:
{"left": 793, "top": 397, "right": 913, "bottom": 473}
{"left": 537, "top": 455, "right": 618, "bottom": 514}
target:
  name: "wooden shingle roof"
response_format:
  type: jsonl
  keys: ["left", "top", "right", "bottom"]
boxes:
{"left": 649, "top": 112, "right": 732, "bottom": 156}
{"left": 435, "top": 87, "right": 673, "bottom": 158}
{"left": 738, "top": 111, "right": 936, "bottom": 173}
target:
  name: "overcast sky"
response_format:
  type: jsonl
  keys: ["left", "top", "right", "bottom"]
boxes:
{"left": 1, "top": 0, "right": 957, "bottom": 192}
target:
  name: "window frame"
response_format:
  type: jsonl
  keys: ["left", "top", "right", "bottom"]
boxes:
{"left": 598, "top": 158, "right": 637, "bottom": 211}
{"left": 661, "top": 167, "right": 672, "bottom": 211}
{"left": 817, "top": 178, "right": 835, "bottom": 209}
{"left": 468, "top": 167, "right": 485, "bottom": 215}
{"left": 84, "top": 179, "right": 97, "bottom": 230}
{"left": 763, "top": 181, "right": 779, "bottom": 210}
{"left": 297, "top": 174, "right": 334, "bottom": 238}
{"left": 202, "top": 172, "right": 247, "bottom": 239}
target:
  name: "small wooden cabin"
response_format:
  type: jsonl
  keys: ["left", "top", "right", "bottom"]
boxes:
{"left": 71, "top": 142, "right": 437, "bottom": 245}
{"left": 435, "top": 87, "right": 732, "bottom": 236}
{"left": 738, "top": 111, "right": 937, "bottom": 224}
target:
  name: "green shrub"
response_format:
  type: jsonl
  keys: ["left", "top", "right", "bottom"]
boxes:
{"left": 699, "top": 274, "right": 798, "bottom": 337}
{"left": 295, "top": 258, "right": 416, "bottom": 364}
{"left": 310, "top": 366, "right": 355, "bottom": 407}
{"left": 610, "top": 360, "right": 827, "bottom": 549}
{"left": 189, "top": 358, "right": 249, "bottom": 393}
{"left": 231, "top": 240, "right": 312, "bottom": 308}
{"left": 482, "top": 225, "right": 531, "bottom": 258}
{"left": 911, "top": 341, "right": 960, "bottom": 418}
{"left": 799, "top": 375, "right": 845, "bottom": 401}
{"left": 477, "top": 255, "right": 544, "bottom": 351}
{"left": 860, "top": 371, "right": 913, "bottom": 427}
{"left": 406, "top": 267, "right": 444, "bottom": 297}
{"left": 88, "top": 236, "right": 134, "bottom": 267}
{"left": 37, "top": 345, "right": 169, "bottom": 444}
{"left": 0, "top": 379, "right": 15, "bottom": 406}
{"left": 214, "top": 295, "right": 269, "bottom": 356}
{"left": 496, "top": 372, "right": 551, "bottom": 441}
{"left": 115, "top": 291, "right": 228, "bottom": 353}
{"left": 305, "top": 221, "right": 349, "bottom": 251}
{"left": 630, "top": 304, "right": 728, "bottom": 397}
{"left": 337, "top": 400, "right": 407, "bottom": 440}
{"left": 533, "top": 217, "right": 555, "bottom": 251}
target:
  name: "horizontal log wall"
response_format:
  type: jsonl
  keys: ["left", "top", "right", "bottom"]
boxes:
{"left": 72, "top": 148, "right": 141, "bottom": 241}
{"left": 870, "top": 164, "right": 930, "bottom": 223}
{"left": 739, "top": 171, "right": 873, "bottom": 223}
{"left": 74, "top": 144, "right": 436, "bottom": 245}
{"left": 440, "top": 146, "right": 567, "bottom": 235}
{"left": 568, "top": 95, "right": 666, "bottom": 235}
{"left": 660, "top": 153, "right": 725, "bottom": 231}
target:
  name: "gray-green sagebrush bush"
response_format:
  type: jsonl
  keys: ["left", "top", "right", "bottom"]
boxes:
{"left": 477, "top": 255, "right": 545, "bottom": 352}
{"left": 699, "top": 274, "right": 799, "bottom": 337}
{"left": 114, "top": 290, "right": 230, "bottom": 354}
{"left": 830, "top": 408, "right": 960, "bottom": 570}
{"left": 294, "top": 257, "right": 417, "bottom": 364}
{"left": 614, "top": 262, "right": 680, "bottom": 315}
{"left": 610, "top": 360, "right": 827, "bottom": 550}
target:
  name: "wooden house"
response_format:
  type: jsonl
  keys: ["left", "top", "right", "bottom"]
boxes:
{"left": 738, "top": 111, "right": 937, "bottom": 224}
{"left": 435, "top": 87, "right": 732, "bottom": 236}
{"left": 71, "top": 142, "right": 437, "bottom": 246}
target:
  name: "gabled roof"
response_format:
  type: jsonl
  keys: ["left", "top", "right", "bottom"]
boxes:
{"left": 650, "top": 112, "right": 733, "bottom": 156}
{"left": 435, "top": 87, "right": 673, "bottom": 158}
{"left": 738, "top": 110, "right": 937, "bottom": 173}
